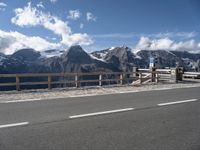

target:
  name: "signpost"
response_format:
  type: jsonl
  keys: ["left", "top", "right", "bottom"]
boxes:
{"left": 149, "top": 57, "right": 155, "bottom": 68}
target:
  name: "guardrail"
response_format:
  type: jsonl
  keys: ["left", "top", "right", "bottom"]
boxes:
{"left": 183, "top": 72, "right": 200, "bottom": 79}
{"left": 0, "top": 72, "right": 145, "bottom": 91}
{"left": 1, "top": 69, "right": 199, "bottom": 91}
{"left": 139, "top": 68, "right": 200, "bottom": 80}
{"left": 138, "top": 68, "right": 173, "bottom": 81}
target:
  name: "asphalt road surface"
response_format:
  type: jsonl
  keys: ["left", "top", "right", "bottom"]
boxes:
{"left": 0, "top": 87, "right": 200, "bottom": 150}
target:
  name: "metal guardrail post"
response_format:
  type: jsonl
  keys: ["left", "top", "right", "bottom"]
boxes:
{"left": 48, "top": 75, "right": 52, "bottom": 90}
{"left": 16, "top": 74, "right": 20, "bottom": 91}
{"left": 99, "top": 74, "right": 102, "bottom": 86}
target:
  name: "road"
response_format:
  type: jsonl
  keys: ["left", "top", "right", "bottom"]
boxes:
{"left": 0, "top": 87, "right": 200, "bottom": 150}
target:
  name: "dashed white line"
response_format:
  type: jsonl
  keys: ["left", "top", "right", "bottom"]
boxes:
{"left": 157, "top": 99, "right": 198, "bottom": 106}
{"left": 69, "top": 108, "right": 134, "bottom": 119}
{"left": 0, "top": 122, "right": 29, "bottom": 129}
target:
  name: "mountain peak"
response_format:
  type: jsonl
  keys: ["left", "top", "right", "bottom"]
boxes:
{"left": 11, "top": 48, "right": 41, "bottom": 61}
{"left": 68, "top": 45, "right": 83, "bottom": 52}
{"left": 61, "top": 45, "right": 92, "bottom": 64}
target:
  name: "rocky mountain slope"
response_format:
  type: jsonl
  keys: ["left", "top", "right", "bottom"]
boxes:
{"left": 44, "top": 45, "right": 119, "bottom": 73}
{"left": 0, "top": 45, "right": 200, "bottom": 74}
{"left": 91, "top": 46, "right": 141, "bottom": 71}
{"left": 92, "top": 48, "right": 200, "bottom": 71}
{"left": 0, "top": 49, "right": 48, "bottom": 73}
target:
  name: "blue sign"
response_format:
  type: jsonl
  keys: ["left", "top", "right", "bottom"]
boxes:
{"left": 149, "top": 57, "right": 155, "bottom": 64}
{"left": 149, "top": 57, "right": 155, "bottom": 68}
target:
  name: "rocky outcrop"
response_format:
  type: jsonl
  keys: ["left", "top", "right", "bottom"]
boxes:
{"left": 44, "top": 45, "right": 119, "bottom": 73}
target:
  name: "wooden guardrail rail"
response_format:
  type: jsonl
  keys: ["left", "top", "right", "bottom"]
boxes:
{"left": 1, "top": 68, "right": 195, "bottom": 91}
{"left": 0, "top": 72, "right": 144, "bottom": 91}
{"left": 183, "top": 72, "right": 200, "bottom": 79}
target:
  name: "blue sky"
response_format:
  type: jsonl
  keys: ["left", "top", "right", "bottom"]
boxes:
{"left": 0, "top": 0, "right": 200, "bottom": 54}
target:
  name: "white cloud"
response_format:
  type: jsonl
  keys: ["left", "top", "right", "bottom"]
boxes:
{"left": 62, "top": 33, "right": 93, "bottom": 46}
{"left": 80, "top": 23, "right": 84, "bottom": 29}
{"left": 0, "top": 2, "right": 7, "bottom": 7}
{"left": 11, "top": 2, "right": 42, "bottom": 26}
{"left": 148, "top": 32, "right": 197, "bottom": 39}
{"left": 92, "top": 32, "right": 197, "bottom": 39}
{"left": 92, "top": 33, "right": 137, "bottom": 39}
{"left": 0, "top": 2, "right": 7, "bottom": 11}
{"left": 11, "top": 2, "right": 93, "bottom": 46}
{"left": 46, "top": 36, "right": 57, "bottom": 41}
{"left": 86, "top": 12, "right": 96, "bottom": 22}
{"left": 37, "top": 2, "right": 44, "bottom": 9}
{"left": 67, "top": 10, "right": 81, "bottom": 20}
{"left": 50, "top": 0, "right": 57, "bottom": 3}
{"left": 0, "top": 30, "right": 61, "bottom": 54}
{"left": 0, "top": 8, "right": 5, "bottom": 11}
{"left": 171, "top": 39, "right": 199, "bottom": 52}
{"left": 134, "top": 36, "right": 200, "bottom": 53}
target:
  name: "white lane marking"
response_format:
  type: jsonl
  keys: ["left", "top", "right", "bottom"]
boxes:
{"left": 69, "top": 108, "right": 134, "bottom": 119}
{"left": 0, "top": 94, "right": 99, "bottom": 103}
{"left": 0, "top": 122, "right": 29, "bottom": 129}
{"left": 158, "top": 99, "right": 198, "bottom": 106}
{"left": 0, "top": 98, "right": 42, "bottom": 103}
{"left": 69, "top": 94, "right": 98, "bottom": 98}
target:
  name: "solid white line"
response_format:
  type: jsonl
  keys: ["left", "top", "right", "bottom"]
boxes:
{"left": 158, "top": 99, "right": 198, "bottom": 106}
{"left": 0, "top": 122, "right": 29, "bottom": 129}
{"left": 69, "top": 108, "right": 134, "bottom": 119}
{"left": 0, "top": 98, "right": 42, "bottom": 103}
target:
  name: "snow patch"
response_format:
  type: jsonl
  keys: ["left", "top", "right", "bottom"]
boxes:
{"left": 164, "top": 50, "right": 176, "bottom": 56}
{"left": 135, "top": 55, "right": 142, "bottom": 59}
{"left": 182, "top": 58, "right": 190, "bottom": 61}
{"left": 132, "top": 49, "right": 141, "bottom": 55}
{"left": 40, "top": 50, "right": 64, "bottom": 58}
{"left": 109, "top": 47, "right": 115, "bottom": 51}
{"left": 99, "top": 52, "right": 107, "bottom": 59}
{"left": 90, "top": 54, "right": 106, "bottom": 62}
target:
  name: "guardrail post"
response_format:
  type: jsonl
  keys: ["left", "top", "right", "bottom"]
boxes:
{"left": 75, "top": 74, "right": 79, "bottom": 88}
{"left": 16, "top": 74, "right": 20, "bottom": 91}
{"left": 120, "top": 73, "right": 123, "bottom": 85}
{"left": 133, "top": 67, "right": 138, "bottom": 78}
{"left": 48, "top": 75, "right": 52, "bottom": 90}
{"left": 99, "top": 74, "right": 102, "bottom": 86}
{"left": 171, "top": 68, "right": 178, "bottom": 83}
{"left": 139, "top": 73, "right": 142, "bottom": 84}
{"left": 151, "top": 67, "right": 156, "bottom": 82}
{"left": 155, "top": 73, "right": 159, "bottom": 83}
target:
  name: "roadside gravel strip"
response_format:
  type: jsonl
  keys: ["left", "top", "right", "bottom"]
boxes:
{"left": 0, "top": 80, "right": 200, "bottom": 102}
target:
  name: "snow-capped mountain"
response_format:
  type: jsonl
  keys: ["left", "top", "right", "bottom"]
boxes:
{"left": 91, "top": 47, "right": 200, "bottom": 71}
{"left": 0, "top": 45, "right": 200, "bottom": 74}
{"left": 91, "top": 47, "right": 115, "bottom": 60}
{"left": 44, "top": 45, "right": 118, "bottom": 73}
